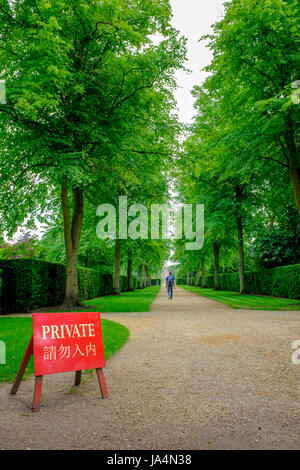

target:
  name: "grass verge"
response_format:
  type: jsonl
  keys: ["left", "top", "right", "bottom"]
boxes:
{"left": 83, "top": 285, "right": 161, "bottom": 312}
{"left": 179, "top": 285, "right": 300, "bottom": 311}
{"left": 0, "top": 317, "right": 129, "bottom": 383}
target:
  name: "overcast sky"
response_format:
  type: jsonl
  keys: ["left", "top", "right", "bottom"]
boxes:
{"left": 170, "top": 0, "right": 225, "bottom": 124}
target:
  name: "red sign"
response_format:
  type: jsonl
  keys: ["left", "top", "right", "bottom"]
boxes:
{"left": 32, "top": 312, "right": 105, "bottom": 376}
{"left": 10, "top": 311, "right": 108, "bottom": 412}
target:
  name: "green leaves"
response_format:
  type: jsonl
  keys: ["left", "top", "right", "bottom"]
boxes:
{"left": 175, "top": 0, "right": 300, "bottom": 280}
{"left": 0, "top": 0, "right": 187, "bottom": 299}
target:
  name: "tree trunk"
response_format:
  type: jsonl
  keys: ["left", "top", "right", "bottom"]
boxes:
{"left": 112, "top": 240, "right": 122, "bottom": 296}
{"left": 190, "top": 271, "right": 194, "bottom": 286}
{"left": 137, "top": 264, "right": 143, "bottom": 289}
{"left": 127, "top": 250, "right": 133, "bottom": 291}
{"left": 201, "top": 259, "right": 207, "bottom": 288}
{"left": 61, "top": 177, "right": 83, "bottom": 307}
{"left": 186, "top": 272, "right": 190, "bottom": 285}
{"left": 144, "top": 265, "right": 151, "bottom": 287}
{"left": 213, "top": 241, "right": 221, "bottom": 290}
{"left": 237, "top": 214, "right": 245, "bottom": 294}
{"left": 285, "top": 132, "right": 300, "bottom": 216}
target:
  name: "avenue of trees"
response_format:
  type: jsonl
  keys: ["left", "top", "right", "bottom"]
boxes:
{"left": 174, "top": 0, "right": 300, "bottom": 293}
{"left": 1, "top": 0, "right": 299, "bottom": 306}
{"left": 0, "top": 0, "right": 186, "bottom": 306}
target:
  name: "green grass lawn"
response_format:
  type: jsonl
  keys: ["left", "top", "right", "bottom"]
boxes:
{"left": 179, "top": 285, "right": 300, "bottom": 311}
{"left": 35, "top": 286, "right": 161, "bottom": 314}
{"left": 83, "top": 285, "right": 161, "bottom": 312}
{"left": 0, "top": 317, "right": 130, "bottom": 383}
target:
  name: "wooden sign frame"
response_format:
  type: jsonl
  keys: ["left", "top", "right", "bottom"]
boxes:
{"left": 10, "top": 313, "right": 108, "bottom": 412}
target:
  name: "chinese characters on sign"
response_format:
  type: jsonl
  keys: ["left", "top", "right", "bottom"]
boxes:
{"left": 43, "top": 342, "right": 97, "bottom": 361}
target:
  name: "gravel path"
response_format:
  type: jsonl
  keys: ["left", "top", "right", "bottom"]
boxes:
{"left": 0, "top": 287, "right": 299, "bottom": 450}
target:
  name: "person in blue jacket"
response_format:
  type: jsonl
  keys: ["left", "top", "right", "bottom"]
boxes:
{"left": 165, "top": 272, "right": 176, "bottom": 300}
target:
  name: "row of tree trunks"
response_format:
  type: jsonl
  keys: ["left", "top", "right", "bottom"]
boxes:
{"left": 285, "top": 120, "right": 300, "bottom": 216}
{"left": 108, "top": 243, "right": 151, "bottom": 296}
{"left": 212, "top": 218, "right": 245, "bottom": 294}
{"left": 113, "top": 245, "right": 154, "bottom": 294}
{"left": 58, "top": 128, "right": 299, "bottom": 307}
{"left": 189, "top": 259, "right": 207, "bottom": 288}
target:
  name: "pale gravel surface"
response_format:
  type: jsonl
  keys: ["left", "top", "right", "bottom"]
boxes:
{"left": 0, "top": 287, "right": 300, "bottom": 450}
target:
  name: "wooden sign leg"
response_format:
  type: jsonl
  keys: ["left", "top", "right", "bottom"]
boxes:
{"left": 10, "top": 336, "right": 33, "bottom": 395}
{"left": 96, "top": 368, "right": 108, "bottom": 399}
{"left": 74, "top": 370, "right": 82, "bottom": 386}
{"left": 32, "top": 375, "right": 43, "bottom": 412}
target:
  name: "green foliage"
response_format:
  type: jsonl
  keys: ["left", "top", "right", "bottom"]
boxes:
{"left": 77, "top": 268, "right": 101, "bottom": 302}
{"left": 249, "top": 210, "right": 300, "bottom": 268}
{"left": 0, "top": 238, "right": 36, "bottom": 260}
{"left": 252, "top": 228, "right": 300, "bottom": 269}
{"left": 201, "top": 0, "right": 300, "bottom": 212}
{"left": 0, "top": 259, "right": 34, "bottom": 313}
{"left": 0, "top": 0, "right": 186, "bottom": 304}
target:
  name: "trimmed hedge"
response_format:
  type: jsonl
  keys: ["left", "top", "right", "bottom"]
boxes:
{"left": 178, "top": 264, "right": 300, "bottom": 300}
{"left": 0, "top": 259, "right": 138, "bottom": 314}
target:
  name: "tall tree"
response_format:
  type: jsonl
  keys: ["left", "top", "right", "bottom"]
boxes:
{"left": 0, "top": 0, "right": 186, "bottom": 306}
{"left": 203, "top": 0, "right": 300, "bottom": 213}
